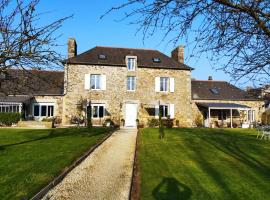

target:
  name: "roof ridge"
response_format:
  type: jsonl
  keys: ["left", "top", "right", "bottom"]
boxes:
{"left": 95, "top": 46, "right": 156, "bottom": 51}
{"left": 192, "top": 79, "right": 227, "bottom": 82}
{"left": 7, "top": 69, "right": 64, "bottom": 73}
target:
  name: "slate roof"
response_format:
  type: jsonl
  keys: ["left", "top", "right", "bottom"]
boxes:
{"left": 66, "top": 46, "right": 192, "bottom": 70}
{"left": 196, "top": 102, "right": 251, "bottom": 109}
{"left": 0, "top": 95, "right": 31, "bottom": 103}
{"left": 0, "top": 69, "right": 64, "bottom": 96}
{"left": 192, "top": 80, "right": 259, "bottom": 101}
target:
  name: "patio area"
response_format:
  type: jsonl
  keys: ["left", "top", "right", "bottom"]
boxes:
{"left": 197, "top": 103, "right": 256, "bottom": 128}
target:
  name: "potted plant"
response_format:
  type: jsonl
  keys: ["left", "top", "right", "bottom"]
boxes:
{"left": 136, "top": 119, "right": 139, "bottom": 127}
{"left": 121, "top": 119, "right": 125, "bottom": 127}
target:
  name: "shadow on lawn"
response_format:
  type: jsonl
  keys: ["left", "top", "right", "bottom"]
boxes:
{"left": 0, "top": 129, "right": 104, "bottom": 151}
{"left": 152, "top": 177, "right": 192, "bottom": 200}
{"left": 182, "top": 128, "right": 270, "bottom": 194}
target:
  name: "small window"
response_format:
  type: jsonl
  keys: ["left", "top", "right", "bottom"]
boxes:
{"left": 127, "top": 76, "right": 136, "bottom": 91}
{"left": 34, "top": 105, "right": 40, "bottom": 116}
{"left": 210, "top": 88, "right": 219, "bottom": 95}
{"left": 41, "top": 106, "right": 47, "bottom": 116}
{"left": 159, "top": 105, "right": 168, "bottom": 118}
{"left": 33, "top": 104, "right": 54, "bottom": 117}
{"left": 91, "top": 105, "right": 105, "bottom": 119}
{"left": 127, "top": 58, "right": 136, "bottom": 71}
{"left": 98, "top": 54, "right": 107, "bottom": 60}
{"left": 90, "top": 74, "right": 101, "bottom": 90}
{"left": 160, "top": 77, "right": 169, "bottom": 92}
{"left": 153, "top": 58, "right": 161, "bottom": 63}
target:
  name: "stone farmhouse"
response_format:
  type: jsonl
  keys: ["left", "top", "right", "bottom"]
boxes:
{"left": 0, "top": 38, "right": 265, "bottom": 128}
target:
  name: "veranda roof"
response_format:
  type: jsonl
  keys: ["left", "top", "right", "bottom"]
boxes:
{"left": 196, "top": 102, "right": 251, "bottom": 109}
{"left": 0, "top": 96, "right": 31, "bottom": 104}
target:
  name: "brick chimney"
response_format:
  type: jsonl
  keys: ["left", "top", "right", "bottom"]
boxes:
{"left": 68, "top": 38, "right": 77, "bottom": 58}
{"left": 208, "top": 76, "right": 213, "bottom": 81}
{"left": 171, "top": 45, "right": 184, "bottom": 64}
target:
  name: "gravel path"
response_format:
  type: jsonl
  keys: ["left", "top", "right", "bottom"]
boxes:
{"left": 43, "top": 128, "right": 137, "bottom": 200}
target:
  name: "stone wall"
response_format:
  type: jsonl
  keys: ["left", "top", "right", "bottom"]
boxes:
{"left": 62, "top": 64, "right": 193, "bottom": 127}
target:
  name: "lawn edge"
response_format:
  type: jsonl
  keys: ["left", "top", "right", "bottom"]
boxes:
{"left": 130, "top": 128, "right": 141, "bottom": 200}
{"left": 31, "top": 127, "right": 119, "bottom": 200}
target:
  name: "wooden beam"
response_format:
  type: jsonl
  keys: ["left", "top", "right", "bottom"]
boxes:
{"left": 230, "top": 109, "right": 233, "bottom": 128}
{"left": 208, "top": 108, "right": 211, "bottom": 128}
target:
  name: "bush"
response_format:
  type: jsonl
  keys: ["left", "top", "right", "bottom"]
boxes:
{"left": 41, "top": 118, "right": 53, "bottom": 122}
{"left": 103, "top": 118, "right": 115, "bottom": 127}
{"left": 162, "top": 116, "right": 174, "bottom": 128}
{"left": 147, "top": 118, "right": 159, "bottom": 127}
{"left": 0, "top": 112, "right": 21, "bottom": 126}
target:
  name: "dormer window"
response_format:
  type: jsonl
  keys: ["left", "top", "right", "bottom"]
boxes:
{"left": 126, "top": 56, "right": 137, "bottom": 71}
{"left": 210, "top": 88, "right": 219, "bottom": 95}
{"left": 153, "top": 58, "right": 161, "bottom": 63}
{"left": 98, "top": 54, "right": 107, "bottom": 60}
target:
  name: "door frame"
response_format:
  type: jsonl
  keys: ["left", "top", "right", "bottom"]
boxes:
{"left": 125, "top": 103, "right": 138, "bottom": 127}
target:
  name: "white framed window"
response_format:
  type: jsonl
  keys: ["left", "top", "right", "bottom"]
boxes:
{"left": 160, "top": 77, "right": 169, "bottom": 92}
{"left": 33, "top": 103, "right": 54, "bottom": 117}
{"left": 127, "top": 76, "right": 136, "bottom": 91}
{"left": 91, "top": 104, "right": 105, "bottom": 119}
{"left": 159, "top": 105, "right": 168, "bottom": 118}
{"left": 90, "top": 74, "right": 101, "bottom": 90}
{"left": 0, "top": 104, "right": 20, "bottom": 113}
{"left": 126, "top": 56, "right": 137, "bottom": 71}
{"left": 155, "top": 104, "right": 174, "bottom": 119}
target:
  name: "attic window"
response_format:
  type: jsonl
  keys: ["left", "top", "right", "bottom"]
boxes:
{"left": 153, "top": 58, "right": 161, "bottom": 63}
{"left": 210, "top": 88, "right": 219, "bottom": 95}
{"left": 98, "top": 54, "right": 107, "bottom": 60}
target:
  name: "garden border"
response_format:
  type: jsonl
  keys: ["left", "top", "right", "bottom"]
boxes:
{"left": 31, "top": 127, "right": 119, "bottom": 200}
{"left": 129, "top": 128, "right": 141, "bottom": 200}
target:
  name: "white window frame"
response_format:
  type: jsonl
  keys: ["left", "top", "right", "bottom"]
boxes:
{"left": 127, "top": 76, "right": 136, "bottom": 91}
{"left": 159, "top": 105, "right": 169, "bottom": 118}
{"left": 91, "top": 104, "right": 105, "bottom": 119}
{"left": 33, "top": 103, "right": 55, "bottom": 118}
{"left": 160, "top": 77, "right": 169, "bottom": 92}
{"left": 90, "top": 74, "right": 102, "bottom": 90}
{"left": 126, "top": 56, "right": 137, "bottom": 71}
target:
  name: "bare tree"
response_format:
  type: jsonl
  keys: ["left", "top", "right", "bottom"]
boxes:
{"left": 0, "top": 0, "right": 70, "bottom": 94}
{"left": 105, "top": 0, "right": 270, "bottom": 85}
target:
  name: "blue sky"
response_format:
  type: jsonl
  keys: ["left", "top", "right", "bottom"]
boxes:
{"left": 38, "top": 0, "right": 234, "bottom": 85}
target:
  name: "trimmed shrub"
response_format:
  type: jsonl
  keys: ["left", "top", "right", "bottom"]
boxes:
{"left": 162, "top": 116, "right": 174, "bottom": 128}
{"left": 147, "top": 118, "right": 159, "bottom": 127}
{"left": 0, "top": 112, "right": 21, "bottom": 126}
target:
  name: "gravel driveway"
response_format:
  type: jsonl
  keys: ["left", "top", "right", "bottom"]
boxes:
{"left": 43, "top": 128, "right": 137, "bottom": 200}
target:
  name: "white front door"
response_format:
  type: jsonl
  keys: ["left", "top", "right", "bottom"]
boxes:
{"left": 125, "top": 103, "right": 137, "bottom": 127}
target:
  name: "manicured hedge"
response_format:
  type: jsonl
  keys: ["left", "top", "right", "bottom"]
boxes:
{"left": 0, "top": 112, "right": 21, "bottom": 126}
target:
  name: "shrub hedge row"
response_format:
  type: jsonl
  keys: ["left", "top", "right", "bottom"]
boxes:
{"left": 0, "top": 113, "right": 21, "bottom": 126}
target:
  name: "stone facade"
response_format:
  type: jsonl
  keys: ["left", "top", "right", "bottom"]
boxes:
{"left": 62, "top": 64, "right": 193, "bottom": 127}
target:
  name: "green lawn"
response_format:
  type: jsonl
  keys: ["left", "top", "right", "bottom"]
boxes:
{"left": 139, "top": 128, "right": 270, "bottom": 200}
{"left": 0, "top": 127, "right": 112, "bottom": 200}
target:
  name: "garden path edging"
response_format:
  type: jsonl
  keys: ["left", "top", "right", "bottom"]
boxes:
{"left": 31, "top": 128, "right": 118, "bottom": 200}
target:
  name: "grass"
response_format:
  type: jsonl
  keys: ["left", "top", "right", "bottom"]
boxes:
{"left": 139, "top": 128, "right": 270, "bottom": 200}
{"left": 0, "top": 127, "right": 112, "bottom": 200}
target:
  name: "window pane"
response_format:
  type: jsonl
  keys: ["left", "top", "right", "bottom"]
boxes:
{"left": 160, "top": 77, "right": 168, "bottom": 91}
{"left": 128, "top": 58, "right": 135, "bottom": 70}
{"left": 41, "top": 105, "right": 47, "bottom": 116}
{"left": 48, "top": 106, "right": 54, "bottom": 117}
{"left": 96, "top": 75, "right": 101, "bottom": 89}
{"left": 90, "top": 75, "right": 96, "bottom": 89}
{"left": 127, "top": 76, "right": 135, "bottom": 91}
{"left": 99, "top": 106, "right": 104, "bottom": 118}
{"left": 34, "top": 105, "right": 40, "bottom": 116}
{"left": 93, "top": 106, "right": 98, "bottom": 118}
